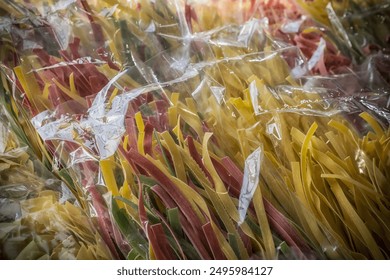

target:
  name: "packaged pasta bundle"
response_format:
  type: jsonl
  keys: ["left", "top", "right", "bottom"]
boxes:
{"left": 1, "top": 0, "right": 311, "bottom": 259}
{"left": 295, "top": 0, "right": 390, "bottom": 62}
{"left": 1, "top": 0, "right": 389, "bottom": 260}
{"left": 32, "top": 34, "right": 390, "bottom": 259}
{"left": 185, "top": 0, "right": 352, "bottom": 75}
{"left": 0, "top": 103, "right": 111, "bottom": 259}
{"left": 0, "top": 0, "right": 194, "bottom": 258}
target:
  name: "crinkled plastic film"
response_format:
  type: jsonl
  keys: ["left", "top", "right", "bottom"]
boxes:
{"left": 0, "top": 105, "right": 111, "bottom": 259}
{"left": 30, "top": 52, "right": 389, "bottom": 259}
{"left": 188, "top": 0, "right": 353, "bottom": 75}
{"left": 296, "top": 0, "right": 390, "bottom": 62}
{"left": 0, "top": 0, "right": 389, "bottom": 260}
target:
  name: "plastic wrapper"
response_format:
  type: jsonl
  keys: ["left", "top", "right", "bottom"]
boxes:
{"left": 0, "top": 103, "right": 111, "bottom": 259}
{"left": 1, "top": 0, "right": 390, "bottom": 260}
{"left": 186, "top": 0, "right": 352, "bottom": 75}
{"left": 296, "top": 0, "right": 390, "bottom": 62}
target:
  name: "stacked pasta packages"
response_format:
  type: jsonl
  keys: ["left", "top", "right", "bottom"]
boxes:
{"left": 0, "top": 0, "right": 389, "bottom": 259}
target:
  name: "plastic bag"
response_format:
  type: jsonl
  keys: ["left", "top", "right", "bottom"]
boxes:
{"left": 30, "top": 46, "right": 390, "bottom": 259}
{"left": 296, "top": 0, "right": 390, "bottom": 62}
{"left": 186, "top": 0, "right": 352, "bottom": 75}
{"left": 0, "top": 104, "right": 111, "bottom": 259}
{"left": 1, "top": 0, "right": 389, "bottom": 260}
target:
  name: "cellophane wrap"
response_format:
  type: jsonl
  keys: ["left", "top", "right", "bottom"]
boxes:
{"left": 0, "top": 103, "right": 111, "bottom": 259}
{"left": 0, "top": 0, "right": 389, "bottom": 260}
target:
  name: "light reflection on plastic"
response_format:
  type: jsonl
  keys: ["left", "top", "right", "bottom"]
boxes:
{"left": 291, "top": 38, "right": 326, "bottom": 78}
{"left": 238, "top": 146, "right": 263, "bottom": 225}
{"left": 266, "top": 122, "right": 282, "bottom": 141}
{"left": 281, "top": 16, "right": 306, "bottom": 34}
{"left": 249, "top": 80, "right": 260, "bottom": 115}
{"left": 355, "top": 149, "right": 366, "bottom": 174}
{"left": 210, "top": 86, "right": 225, "bottom": 104}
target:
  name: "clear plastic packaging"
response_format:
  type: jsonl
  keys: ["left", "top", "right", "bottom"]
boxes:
{"left": 0, "top": 0, "right": 389, "bottom": 260}
{"left": 0, "top": 105, "right": 111, "bottom": 259}
{"left": 296, "top": 0, "right": 390, "bottom": 62}
{"left": 187, "top": 0, "right": 352, "bottom": 75}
